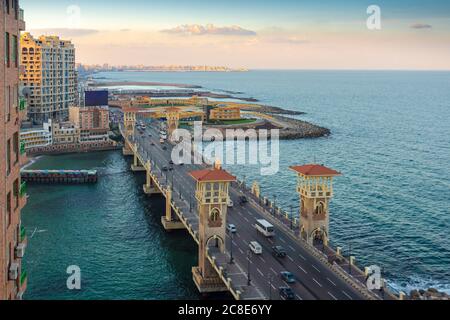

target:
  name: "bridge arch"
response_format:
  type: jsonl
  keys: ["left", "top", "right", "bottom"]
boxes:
{"left": 206, "top": 235, "right": 225, "bottom": 252}
{"left": 311, "top": 228, "right": 327, "bottom": 246}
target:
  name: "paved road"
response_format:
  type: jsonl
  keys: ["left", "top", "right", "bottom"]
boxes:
{"left": 130, "top": 119, "right": 372, "bottom": 300}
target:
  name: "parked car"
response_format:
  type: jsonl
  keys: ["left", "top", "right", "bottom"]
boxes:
{"left": 279, "top": 287, "right": 295, "bottom": 300}
{"left": 272, "top": 246, "right": 287, "bottom": 258}
{"left": 169, "top": 160, "right": 174, "bottom": 165}
{"left": 249, "top": 241, "right": 262, "bottom": 255}
{"left": 168, "top": 166, "right": 174, "bottom": 171}
{"left": 162, "top": 166, "right": 169, "bottom": 172}
{"left": 227, "top": 224, "right": 237, "bottom": 234}
{"left": 162, "top": 146, "right": 168, "bottom": 151}
{"left": 281, "top": 271, "right": 296, "bottom": 284}
{"left": 239, "top": 196, "right": 248, "bottom": 206}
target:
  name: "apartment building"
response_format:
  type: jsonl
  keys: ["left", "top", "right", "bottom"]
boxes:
{"left": 1, "top": 0, "right": 28, "bottom": 300}
{"left": 52, "top": 121, "right": 80, "bottom": 145}
{"left": 209, "top": 105, "right": 241, "bottom": 121}
{"left": 20, "top": 120, "right": 52, "bottom": 150}
{"left": 69, "top": 105, "right": 110, "bottom": 143}
{"left": 20, "top": 32, "right": 76, "bottom": 124}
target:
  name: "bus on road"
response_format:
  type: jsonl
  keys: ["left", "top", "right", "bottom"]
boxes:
{"left": 255, "top": 219, "right": 275, "bottom": 237}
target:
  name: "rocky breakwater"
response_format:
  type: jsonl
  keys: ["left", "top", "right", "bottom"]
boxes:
{"left": 410, "top": 288, "right": 450, "bottom": 300}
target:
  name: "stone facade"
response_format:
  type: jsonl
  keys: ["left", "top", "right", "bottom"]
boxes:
{"left": 1, "top": 0, "right": 27, "bottom": 300}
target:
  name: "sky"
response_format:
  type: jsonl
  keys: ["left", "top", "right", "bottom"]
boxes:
{"left": 20, "top": 0, "right": 450, "bottom": 70}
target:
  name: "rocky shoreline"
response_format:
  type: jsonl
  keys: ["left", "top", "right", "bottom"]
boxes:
{"left": 410, "top": 288, "right": 450, "bottom": 300}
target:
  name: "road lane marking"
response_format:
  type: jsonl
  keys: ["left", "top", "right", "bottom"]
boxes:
{"left": 289, "top": 245, "right": 295, "bottom": 252}
{"left": 287, "top": 256, "right": 294, "bottom": 262}
{"left": 313, "top": 278, "right": 323, "bottom": 287}
{"left": 298, "top": 266, "right": 308, "bottom": 274}
{"left": 243, "top": 217, "right": 250, "bottom": 223}
{"left": 327, "top": 278, "right": 337, "bottom": 286}
{"left": 259, "top": 256, "right": 266, "bottom": 263}
{"left": 328, "top": 292, "right": 338, "bottom": 300}
{"left": 270, "top": 268, "right": 277, "bottom": 275}
{"left": 238, "top": 248, "right": 244, "bottom": 255}
{"left": 312, "top": 265, "right": 321, "bottom": 273}
{"left": 299, "top": 254, "right": 306, "bottom": 261}
{"left": 257, "top": 268, "right": 264, "bottom": 277}
{"left": 342, "top": 291, "right": 353, "bottom": 300}
{"left": 296, "top": 294, "right": 303, "bottom": 301}
{"left": 271, "top": 284, "right": 277, "bottom": 290}
{"left": 279, "top": 238, "right": 286, "bottom": 244}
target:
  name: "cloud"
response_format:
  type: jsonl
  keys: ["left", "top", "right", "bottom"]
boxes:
{"left": 28, "top": 28, "right": 99, "bottom": 38}
{"left": 161, "top": 24, "right": 257, "bottom": 36}
{"left": 410, "top": 23, "right": 432, "bottom": 29}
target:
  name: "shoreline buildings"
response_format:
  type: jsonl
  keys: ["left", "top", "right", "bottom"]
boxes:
{"left": 20, "top": 33, "right": 76, "bottom": 124}
{"left": 1, "top": 0, "right": 28, "bottom": 300}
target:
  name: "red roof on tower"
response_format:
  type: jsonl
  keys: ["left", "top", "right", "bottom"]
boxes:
{"left": 189, "top": 168, "right": 236, "bottom": 182}
{"left": 290, "top": 164, "right": 341, "bottom": 176}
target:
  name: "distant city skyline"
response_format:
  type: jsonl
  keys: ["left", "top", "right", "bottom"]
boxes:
{"left": 21, "top": 0, "right": 450, "bottom": 70}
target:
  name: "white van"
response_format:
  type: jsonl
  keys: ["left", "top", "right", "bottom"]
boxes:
{"left": 249, "top": 241, "right": 263, "bottom": 255}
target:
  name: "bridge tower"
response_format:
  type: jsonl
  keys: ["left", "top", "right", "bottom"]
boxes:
{"left": 165, "top": 107, "right": 180, "bottom": 141}
{"left": 189, "top": 162, "right": 236, "bottom": 293}
{"left": 123, "top": 108, "right": 138, "bottom": 155}
{"left": 290, "top": 164, "right": 341, "bottom": 246}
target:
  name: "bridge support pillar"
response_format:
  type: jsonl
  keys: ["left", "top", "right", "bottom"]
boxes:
{"left": 189, "top": 163, "right": 236, "bottom": 294}
{"left": 122, "top": 141, "right": 133, "bottom": 156}
{"left": 143, "top": 164, "right": 161, "bottom": 195}
{"left": 161, "top": 188, "right": 185, "bottom": 231}
{"left": 131, "top": 148, "right": 145, "bottom": 171}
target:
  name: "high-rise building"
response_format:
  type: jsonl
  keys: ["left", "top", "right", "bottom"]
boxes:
{"left": 20, "top": 32, "right": 76, "bottom": 124}
{"left": 1, "top": 0, "right": 28, "bottom": 300}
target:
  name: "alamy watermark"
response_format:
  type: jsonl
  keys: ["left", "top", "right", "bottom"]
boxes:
{"left": 367, "top": 5, "right": 381, "bottom": 30}
{"left": 170, "top": 122, "right": 280, "bottom": 176}
{"left": 66, "top": 265, "right": 81, "bottom": 290}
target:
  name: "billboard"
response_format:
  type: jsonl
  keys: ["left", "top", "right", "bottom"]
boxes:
{"left": 85, "top": 90, "right": 109, "bottom": 107}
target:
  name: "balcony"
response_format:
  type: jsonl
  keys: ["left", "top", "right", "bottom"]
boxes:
{"left": 20, "top": 140, "right": 26, "bottom": 155}
{"left": 19, "top": 182, "right": 27, "bottom": 198}
{"left": 19, "top": 9, "right": 26, "bottom": 31}
{"left": 19, "top": 98, "right": 27, "bottom": 111}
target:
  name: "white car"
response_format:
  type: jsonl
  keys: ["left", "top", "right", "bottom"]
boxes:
{"left": 249, "top": 241, "right": 262, "bottom": 255}
{"left": 227, "top": 198, "right": 234, "bottom": 208}
{"left": 227, "top": 224, "right": 237, "bottom": 234}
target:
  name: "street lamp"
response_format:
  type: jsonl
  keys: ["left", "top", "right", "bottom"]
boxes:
{"left": 348, "top": 243, "right": 352, "bottom": 274}
{"left": 229, "top": 233, "right": 234, "bottom": 264}
{"left": 247, "top": 250, "right": 252, "bottom": 286}
{"left": 273, "top": 195, "right": 277, "bottom": 215}
{"left": 289, "top": 205, "right": 293, "bottom": 230}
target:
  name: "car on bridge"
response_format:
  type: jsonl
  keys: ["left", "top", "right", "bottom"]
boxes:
{"left": 279, "top": 287, "right": 295, "bottom": 300}
{"left": 227, "top": 224, "right": 237, "bottom": 234}
{"left": 162, "top": 166, "right": 169, "bottom": 172}
{"left": 272, "top": 246, "right": 287, "bottom": 258}
{"left": 249, "top": 241, "right": 262, "bottom": 255}
{"left": 239, "top": 196, "right": 248, "bottom": 206}
{"left": 227, "top": 198, "right": 234, "bottom": 208}
{"left": 280, "top": 271, "right": 296, "bottom": 284}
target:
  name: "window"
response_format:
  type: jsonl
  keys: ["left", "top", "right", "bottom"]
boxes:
{"left": 5, "top": 0, "right": 10, "bottom": 14}
{"left": 13, "top": 179, "right": 19, "bottom": 209}
{"left": 12, "top": 35, "right": 18, "bottom": 67}
{"left": 6, "top": 192, "right": 12, "bottom": 227}
{"left": 5, "top": 32, "right": 10, "bottom": 67}
{"left": 5, "top": 85, "right": 11, "bottom": 122}
{"left": 6, "top": 139, "right": 11, "bottom": 176}
{"left": 13, "top": 132, "right": 19, "bottom": 163}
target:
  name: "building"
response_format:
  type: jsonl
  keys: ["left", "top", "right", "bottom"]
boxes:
{"left": 52, "top": 122, "right": 80, "bottom": 145}
{"left": 69, "top": 105, "right": 110, "bottom": 143}
{"left": 209, "top": 105, "right": 241, "bottom": 121}
{"left": 20, "top": 120, "right": 53, "bottom": 150}
{"left": 1, "top": 0, "right": 28, "bottom": 300}
{"left": 20, "top": 32, "right": 76, "bottom": 124}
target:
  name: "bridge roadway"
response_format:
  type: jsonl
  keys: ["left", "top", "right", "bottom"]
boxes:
{"left": 128, "top": 119, "right": 375, "bottom": 300}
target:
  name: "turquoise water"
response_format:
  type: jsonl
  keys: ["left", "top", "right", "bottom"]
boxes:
{"left": 23, "top": 71, "right": 450, "bottom": 298}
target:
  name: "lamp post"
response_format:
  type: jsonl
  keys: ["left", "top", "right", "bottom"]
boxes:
{"left": 289, "top": 205, "right": 293, "bottom": 230}
{"left": 247, "top": 250, "right": 252, "bottom": 286}
{"left": 229, "top": 232, "right": 234, "bottom": 264}
{"left": 273, "top": 195, "right": 277, "bottom": 215}
{"left": 348, "top": 243, "right": 352, "bottom": 275}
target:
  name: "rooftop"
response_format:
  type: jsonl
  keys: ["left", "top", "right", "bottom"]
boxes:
{"left": 290, "top": 164, "right": 341, "bottom": 177}
{"left": 189, "top": 168, "right": 236, "bottom": 182}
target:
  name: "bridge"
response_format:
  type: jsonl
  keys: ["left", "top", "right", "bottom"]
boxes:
{"left": 120, "top": 108, "right": 401, "bottom": 301}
